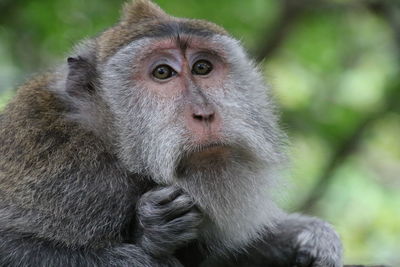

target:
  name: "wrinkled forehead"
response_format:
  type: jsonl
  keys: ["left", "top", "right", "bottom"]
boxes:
{"left": 135, "top": 35, "right": 229, "bottom": 60}
{"left": 104, "top": 34, "right": 242, "bottom": 70}
{"left": 97, "top": 19, "right": 229, "bottom": 61}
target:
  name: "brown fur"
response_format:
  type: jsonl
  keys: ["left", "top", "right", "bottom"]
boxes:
{"left": 97, "top": 0, "right": 228, "bottom": 61}
{"left": 0, "top": 71, "right": 141, "bottom": 249}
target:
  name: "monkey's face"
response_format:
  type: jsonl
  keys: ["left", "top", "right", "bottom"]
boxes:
{"left": 95, "top": 1, "right": 285, "bottom": 249}
{"left": 101, "top": 31, "right": 283, "bottom": 184}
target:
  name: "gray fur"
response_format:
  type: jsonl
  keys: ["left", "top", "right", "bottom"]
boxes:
{"left": 136, "top": 186, "right": 203, "bottom": 257}
{"left": 0, "top": 10, "right": 342, "bottom": 267}
{"left": 101, "top": 35, "right": 284, "bottom": 252}
{"left": 98, "top": 33, "right": 342, "bottom": 266}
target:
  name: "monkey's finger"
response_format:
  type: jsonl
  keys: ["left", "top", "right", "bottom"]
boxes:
{"left": 141, "top": 186, "right": 183, "bottom": 205}
{"left": 162, "top": 194, "right": 197, "bottom": 221}
{"left": 166, "top": 209, "right": 203, "bottom": 229}
{"left": 156, "top": 186, "right": 184, "bottom": 205}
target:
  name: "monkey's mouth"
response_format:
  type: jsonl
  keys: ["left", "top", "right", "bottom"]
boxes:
{"left": 192, "top": 142, "right": 229, "bottom": 153}
{"left": 187, "top": 141, "right": 234, "bottom": 160}
{"left": 175, "top": 142, "right": 232, "bottom": 175}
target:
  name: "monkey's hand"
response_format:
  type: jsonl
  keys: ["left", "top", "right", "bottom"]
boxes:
{"left": 273, "top": 213, "right": 343, "bottom": 267}
{"left": 195, "top": 213, "right": 342, "bottom": 267}
{"left": 136, "top": 186, "right": 203, "bottom": 258}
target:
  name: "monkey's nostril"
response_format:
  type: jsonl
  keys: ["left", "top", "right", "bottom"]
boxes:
{"left": 193, "top": 114, "right": 203, "bottom": 121}
{"left": 208, "top": 113, "right": 215, "bottom": 122}
{"left": 192, "top": 112, "right": 215, "bottom": 122}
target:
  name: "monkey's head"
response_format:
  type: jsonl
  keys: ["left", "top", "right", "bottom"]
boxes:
{"left": 65, "top": 0, "right": 286, "bottom": 248}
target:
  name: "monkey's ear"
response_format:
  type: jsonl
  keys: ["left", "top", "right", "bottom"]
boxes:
{"left": 66, "top": 56, "right": 97, "bottom": 97}
{"left": 121, "top": 0, "right": 168, "bottom": 24}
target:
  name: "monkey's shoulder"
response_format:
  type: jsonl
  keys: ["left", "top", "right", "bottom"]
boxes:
{"left": 0, "top": 73, "right": 118, "bottom": 182}
{"left": 3, "top": 73, "right": 71, "bottom": 122}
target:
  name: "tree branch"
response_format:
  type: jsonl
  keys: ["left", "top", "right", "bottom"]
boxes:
{"left": 298, "top": 113, "right": 382, "bottom": 212}
{"left": 254, "top": 0, "right": 314, "bottom": 61}
{"left": 296, "top": 0, "right": 400, "bottom": 212}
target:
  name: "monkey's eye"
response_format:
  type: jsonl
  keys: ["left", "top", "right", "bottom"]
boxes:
{"left": 152, "top": 64, "right": 177, "bottom": 80}
{"left": 192, "top": 60, "right": 213, "bottom": 75}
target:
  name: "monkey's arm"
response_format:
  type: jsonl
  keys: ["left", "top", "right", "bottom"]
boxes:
{"left": 0, "top": 230, "right": 171, "bottom": 267}
{"left": 0, "top": 176, "right": 196, "bottom": 267}
{"left": 0, "top": 188, "right": 198, "bottom": 267}
{"left": 204, "top": 213, "right": 342, "bottom": 267}
{"left": 0, "top": 186, "right": 202, "bottom": 267}
{"left": 0, "top": 80, "right": 199, "bottom": 266}
{"left": 0, "top": 153, "right": 195, "bottom": 267}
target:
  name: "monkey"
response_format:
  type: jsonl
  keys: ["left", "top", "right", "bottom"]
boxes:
{"left": 0, "top": 0, "right": 343, "bottom": 266}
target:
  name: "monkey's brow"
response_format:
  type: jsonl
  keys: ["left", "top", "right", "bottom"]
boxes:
{"left": 143, "top": 21, "right": 217, "bottom": 40}
{"left": 136, "top": 40, "right": 226, "bottom": 66}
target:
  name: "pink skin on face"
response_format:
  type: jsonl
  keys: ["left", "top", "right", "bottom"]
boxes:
{"left": 132, "top": 36, "right": 230, "bottom": 148}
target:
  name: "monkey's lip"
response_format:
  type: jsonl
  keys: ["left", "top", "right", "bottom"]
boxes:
{"left": 188, "top": 142, "right": 231, "bottom": 158}
{"left": 193, "top": 142, "right": 228, "bottom": 153}
{"left": 176, "top": 143, "right": 233, "bottom": 175}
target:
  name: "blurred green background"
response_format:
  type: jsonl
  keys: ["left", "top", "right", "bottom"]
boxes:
{"left": 0, "top": 0, "right": 399, "bottom": 265}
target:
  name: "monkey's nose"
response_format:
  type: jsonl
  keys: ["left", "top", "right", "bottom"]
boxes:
{"left": 192, "top": 105, "right": 215, "bottom": 123}
{"left": 185, "top": 104, "right": 221, "bottom": 142}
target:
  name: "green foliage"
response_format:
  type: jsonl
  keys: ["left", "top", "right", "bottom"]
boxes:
{"left": 0, "top": 0, "right": 399, "bottom": 265}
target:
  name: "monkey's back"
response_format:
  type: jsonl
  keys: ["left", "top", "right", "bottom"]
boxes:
{"left": 0, "top": 75, "right": 146, "bottom": 248}
{"left": 0, "top": 74, "right": 94, "bottom": 191}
